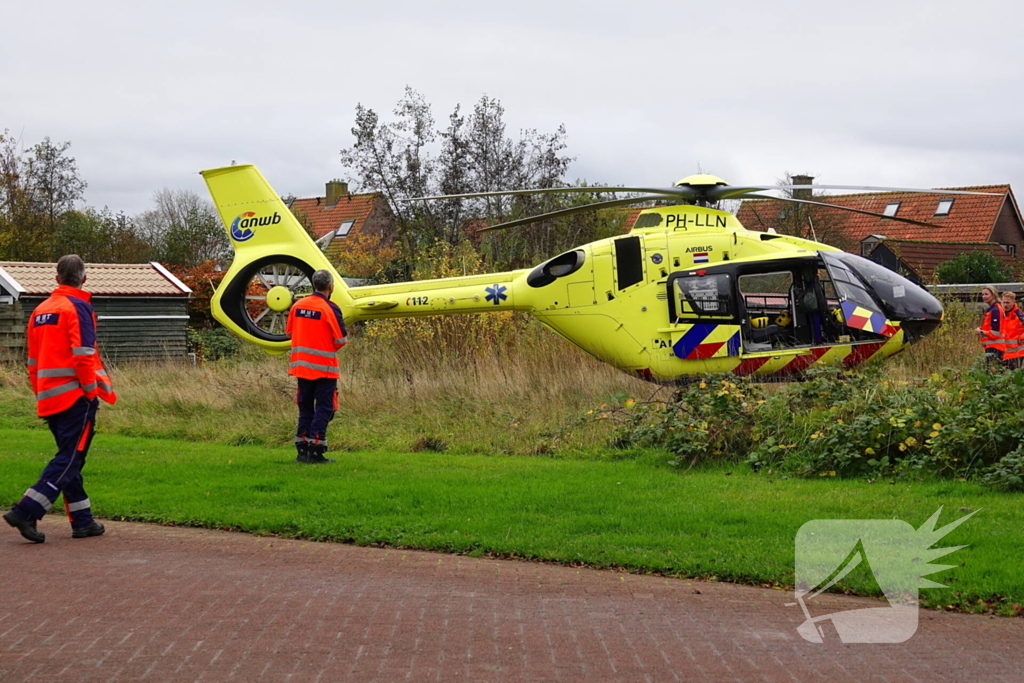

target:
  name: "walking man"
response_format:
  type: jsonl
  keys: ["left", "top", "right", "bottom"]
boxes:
{"left": 4, "top": 255, "right": 117, "bottom": 543}
{"left": 287, "top": 269, "right": 347, "bottom": 464}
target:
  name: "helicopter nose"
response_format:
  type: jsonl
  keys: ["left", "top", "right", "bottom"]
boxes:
{"left": 899, "top": 317, "right": 943, "bottom": 343}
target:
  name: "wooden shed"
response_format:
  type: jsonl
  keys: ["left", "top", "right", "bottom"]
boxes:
{"left": 0, "top": 262, "right": 191, "bottom": 363}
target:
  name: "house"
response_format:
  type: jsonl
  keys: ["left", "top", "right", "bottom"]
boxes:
{"left": 737, "top": 181, "right": 1024, "bottom": 274}
{"left": 864, "top": 239, "right": 1017, "bottom": 284}
{"left": 285, "top": 180, "right": 395, "bottom": 264}
{"left": 0, "top": 262, "right": 191, "bottom": 362}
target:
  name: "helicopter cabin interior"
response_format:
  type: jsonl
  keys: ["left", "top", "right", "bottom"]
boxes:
{"left": 668, "top": 256, "right": 888, "bottom": 353}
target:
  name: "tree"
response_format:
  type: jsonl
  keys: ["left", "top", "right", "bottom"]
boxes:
{"left": 742, "top": 173, "right": 855, "bottom": 252}
{"left": 53, "top": 208, "right": 154, "bottom": 263}
{"left": 136, "top": 189, "right": 228, "bottom": 268}
{"left": 0, "top": 131, "right": 87, "bottom": 261}
{"left": 340, "top": 90, "right": 620, "bottom": 271}
{"left": 935, "top": 250, "right": 1011, "bottom": 284}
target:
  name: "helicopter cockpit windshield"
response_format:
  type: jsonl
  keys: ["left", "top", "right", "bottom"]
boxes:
{"left": 819, "top": 252, "right": 943, "bottom": 341}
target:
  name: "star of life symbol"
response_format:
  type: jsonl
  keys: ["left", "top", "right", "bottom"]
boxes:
{"left": 790, "top": 507, "right": 975, "bottom": 643}
{"left": 485, "top": 284, "right": 508, "bottom": 305}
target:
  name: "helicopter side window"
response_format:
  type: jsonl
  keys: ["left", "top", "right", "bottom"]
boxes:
{"left": 615, "top": 236, "right": 644, "bottom": 290}
{"left": 672, "top": 273, "right": 733, "bottom": 322}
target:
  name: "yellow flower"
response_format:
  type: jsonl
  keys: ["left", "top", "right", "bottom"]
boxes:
{"left": 899, "top": 443, "right": 907, "bottom": 451}
{"left": 933, "top": 423, "right": 942, "bottom": 430}
{"left": 865, "top": 447, "right": 876, "bottom": 455}
{"left": 929, "top": 431, "right": 940, "bottom": 438}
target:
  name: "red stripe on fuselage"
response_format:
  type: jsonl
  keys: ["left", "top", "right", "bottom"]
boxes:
{"left": 843, "top": 341, "right": 887, "bottom": 368}
{"left": 774, "top": 347, "right": 831, "bottom": 378}
{"left": 689, "top": 341, "right": 725, "bottom": 360}
{"left": 732, "top": 357, "right": 772, "bottom": 376}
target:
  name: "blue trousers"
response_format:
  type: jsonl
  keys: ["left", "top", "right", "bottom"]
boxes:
{"left": 296, "top": 378, "right": 337, "bottom": 447}
{"left": 14, "top": 396, "right": 98, "bottom": 529}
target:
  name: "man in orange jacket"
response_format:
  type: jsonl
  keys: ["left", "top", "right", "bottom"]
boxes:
{"left": 4, "top": 256, "right": 117, "bottom": 543}
{"left": 1000, "top": 291, "right": 1024, "bottom": 369}
{"left": 287, "top": 269, "right": 347, "bottom": 464}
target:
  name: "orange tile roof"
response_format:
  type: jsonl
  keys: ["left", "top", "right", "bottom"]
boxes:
{"left": 0, "top": 262, "right": 190, "bottom": 297}
{"left": 736, "top": 186, "right": 1013, "bottom": 243}
{"left": 872, "top": 240, "right": 1016, "bottom": 282}
{"left": 287, "top": 192, "right": 383, "bottom": 239}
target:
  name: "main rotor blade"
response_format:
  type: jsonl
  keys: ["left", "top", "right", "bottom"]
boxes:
{"left": 743, "top": 193, "right": 947, "bottom": 229}
{"left": 708, "top": 184, "right": 1001, "bottom": 202}
{"left": 404, "top": 186, "right": 694, "bottom": 202}
{"left": 767, "top": 185, "right": 1000, "bottom": 196}
{"left": 476, "top": 194, "right": 671, "bottom": 233}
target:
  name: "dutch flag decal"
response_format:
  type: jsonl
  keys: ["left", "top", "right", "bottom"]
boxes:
{"left": 693, "top": 252, "right": 710, "bottom": 263}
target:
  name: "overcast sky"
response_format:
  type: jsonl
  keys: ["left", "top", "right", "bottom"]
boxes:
{"left": 3, "top": 0, "right": 1023, "bottom": 215}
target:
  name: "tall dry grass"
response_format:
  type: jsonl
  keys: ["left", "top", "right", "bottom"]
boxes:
{"left": 0, "top": 317, "right": 650, "bottom": 455}
{"left": 0, "top": 301, "right": 988, "bottom": 455}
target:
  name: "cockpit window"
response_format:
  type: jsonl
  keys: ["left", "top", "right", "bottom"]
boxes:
{"left": 821, "top": 252, "right": 942, "bottom": 321}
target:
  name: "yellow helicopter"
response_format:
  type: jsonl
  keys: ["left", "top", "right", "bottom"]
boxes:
{"left": 200, "top": 165, "right": 987, "bottom": 382}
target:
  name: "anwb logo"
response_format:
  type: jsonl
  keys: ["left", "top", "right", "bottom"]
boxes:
{"left": 790, "top": 508, "right": 975, "bottom": 643}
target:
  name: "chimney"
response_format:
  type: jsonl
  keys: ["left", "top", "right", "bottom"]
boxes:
{"left": 792, "top": 175, "right": 814, "bottom": 201}
{"left": 326, "top": 180, "right": 349, "bottom": 207}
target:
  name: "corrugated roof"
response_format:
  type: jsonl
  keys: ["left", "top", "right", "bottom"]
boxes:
{"left": 873, "top": 239, "right": 1017, "bottom": 282}
{"left": 0, "top": 262, "right": 190, "bottom": 297}
{"left": 735, "top": 185, "right": 1012, "bottom": 243}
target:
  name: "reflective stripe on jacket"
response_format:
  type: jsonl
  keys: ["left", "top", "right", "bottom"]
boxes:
{"left": 28, "top": 284, "right": 117, "bottom": 417}
{"left": 980, "top": 304, "right": 1007, "bottom": 351}
{"left": 1002, "top": 305, "right": 1024, "bottom": 360}
{"left": 286, "top": 292, "right": 347, "bottom": 379}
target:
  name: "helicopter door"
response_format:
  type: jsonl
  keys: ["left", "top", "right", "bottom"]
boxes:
{"left": 819, "top": 252, "right": 895, "bottom": 340}
{"left": 738, "top": 270, "right": 803, "bottom": 352}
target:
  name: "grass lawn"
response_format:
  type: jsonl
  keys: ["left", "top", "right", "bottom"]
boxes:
{"left": 1, "top": 425, "right": 1020, "bottom": 614}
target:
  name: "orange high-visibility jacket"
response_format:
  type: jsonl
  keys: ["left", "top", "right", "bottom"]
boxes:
{"left": 1002, "top": 305, "right": 1024, "bottom": 360}
{"left": 27, "top": 285, "right": 117, "bottom": 417}
{"left": 286, "top": 292, "right": 347, "bottom": 379}
{"left": 980, "top": 303, "right": 1008, "bottom": 352}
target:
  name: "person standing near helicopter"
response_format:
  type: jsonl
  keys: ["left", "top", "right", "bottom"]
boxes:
{"left": 286, "top": 269, "right": 347, "bottom": 464}
{"left": 976, "top": 286, "right": 1007, "bottom": 365}
{"left": 999, "top": 291, "right": 1024, "bottom": 369}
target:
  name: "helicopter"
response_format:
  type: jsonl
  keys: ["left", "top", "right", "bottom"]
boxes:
{"left": 200, "top": 165, "right": 992, "bottom": 383}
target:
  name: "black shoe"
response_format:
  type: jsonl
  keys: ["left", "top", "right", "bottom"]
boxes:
{"left": 3, "top": 509, "right": 45, "bottom": 543}
{"left": 307, "top": 445, "right": 335, "bottom": 464}
{"left": 294, "top": 442, "right": 311, "bottom": 463}
{"left": 72, "top": 521, "right": 105, "bottom": 538}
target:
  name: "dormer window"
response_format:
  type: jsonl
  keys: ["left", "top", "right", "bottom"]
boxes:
{"left": 334, "top": 220, "right": 355, "bottom": 238}
{"left": 882, "top": 202, "right": 900, "bottom": 217}
{"left": 935, "top": 199, "right": 954, "bottom": 216}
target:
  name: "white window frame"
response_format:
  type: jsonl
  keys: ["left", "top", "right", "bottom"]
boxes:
{"left": 334, "top": 220, "right": 356, "bottom": 238}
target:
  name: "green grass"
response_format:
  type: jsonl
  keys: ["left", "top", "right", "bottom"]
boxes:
{"left": 3, "top": 426, "right": 1020, "bottom": 614}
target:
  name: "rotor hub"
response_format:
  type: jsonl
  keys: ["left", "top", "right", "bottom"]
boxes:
{"left": 266, "top": 285, "right": 293, "bottom": 312}
{"left": 674, "top": 174, "right": 728, "bottom": 188}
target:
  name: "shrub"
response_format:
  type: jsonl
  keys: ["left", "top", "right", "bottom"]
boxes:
{"left": 934, "top": 251, "right": 1010, "bottom": 284}
{"left": 610, "top": 361, "right": 1024, "bottom": 484}
{"left": 188, "top": 327, "right": 242, "bottom": 361}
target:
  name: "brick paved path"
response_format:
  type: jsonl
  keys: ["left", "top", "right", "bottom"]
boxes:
{"left": 1, "top": 518, "right": 1022, "bottom": 682}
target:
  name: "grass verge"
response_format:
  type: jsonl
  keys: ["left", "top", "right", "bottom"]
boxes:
{"left": 2, "top": 426, "right": 1020, "bottom": 615}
